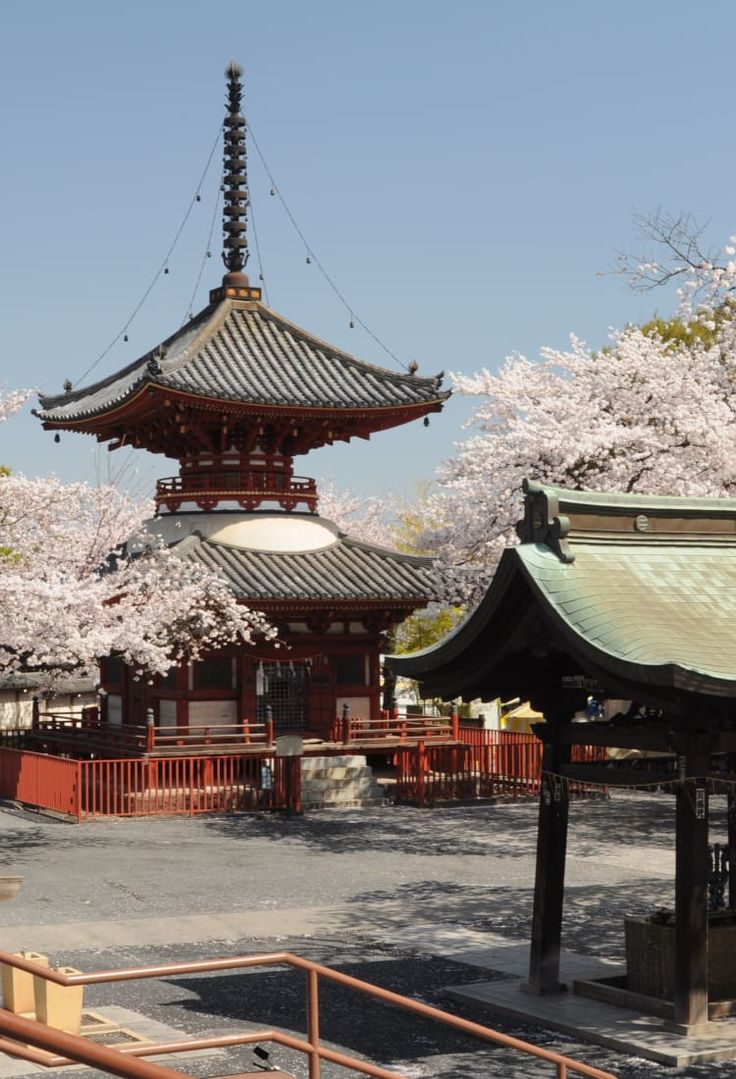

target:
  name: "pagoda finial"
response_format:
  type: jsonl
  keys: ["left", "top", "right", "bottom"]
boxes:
{"left": 222, "top": 61, "right": 249, "bottom": 281}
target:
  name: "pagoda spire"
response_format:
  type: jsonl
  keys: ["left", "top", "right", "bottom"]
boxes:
{"left": 222, "top": 62, "right": 249, "bottom": 281}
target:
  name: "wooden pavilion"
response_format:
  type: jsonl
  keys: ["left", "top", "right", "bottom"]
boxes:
{"left": 33, "top": 64, "right": 449, "bottom": 746}
{"left": 390, "top": 479, "right": 736, "bottom": 1032}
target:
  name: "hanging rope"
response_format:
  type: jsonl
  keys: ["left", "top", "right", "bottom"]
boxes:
{"left": 247, "top": 123, "right": 411, "bottom": 373}
{"left": 543, "top": 769, "right": 736, "bottom": 800}
{"left": 182, "top": 182, "right": 223, "bottom": 325}
{"left": 249, "top": 195, "right": 270, "bottom": 308}
{"left": 73, "top": 122, "right": 224, "bottom": 388}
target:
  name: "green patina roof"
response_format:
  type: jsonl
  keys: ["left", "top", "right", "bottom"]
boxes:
{"left": 517, "top": 541, "right": 736, "bottom": 686}
{"left": 390, "top": 481, "right": 736, "bottom": 702}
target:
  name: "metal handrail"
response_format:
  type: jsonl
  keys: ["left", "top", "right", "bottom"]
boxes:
{"left": 0, "top": 949, "right": 617, "bottom": 1079}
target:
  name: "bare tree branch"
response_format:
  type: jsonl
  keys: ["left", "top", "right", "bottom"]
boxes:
{"left": 611, "top": 209, "right": 721, "bottom": 294}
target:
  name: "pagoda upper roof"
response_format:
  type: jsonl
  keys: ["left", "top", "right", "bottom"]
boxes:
{"left": 36, "top": 296, "right": 448, "bottom": 448}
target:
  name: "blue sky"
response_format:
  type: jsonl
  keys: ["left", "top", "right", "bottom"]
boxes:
{"left": 2, "top": 0, "right": 736, "bottom": 502}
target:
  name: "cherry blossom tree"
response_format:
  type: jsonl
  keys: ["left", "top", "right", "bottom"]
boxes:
{"left": 0, "top": 393, "right": 273, "bottom": 685}
{"left": 422, "top": 247, "right": 736, "bottom": 606}
{"left": 317, "top": 481, "right": 395, "bottom": 547}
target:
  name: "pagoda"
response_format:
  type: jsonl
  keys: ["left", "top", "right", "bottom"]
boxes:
{"left": 35, "top": 64, "right": 449, "bottom": 740}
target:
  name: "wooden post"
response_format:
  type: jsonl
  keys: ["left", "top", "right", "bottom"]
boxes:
{"left": 451, "top": 708, "right": 460, "bottom": 742}
{"left": 727, "top": 755, "right": 736, "bottom": 911}
{"left": 31, "top": 696, "right": 39, "bottom": 730}
{"left": 415, "top": 739, "right": 426, "bottom": 807}
{"left": 673, "top": 739, "right": 711, "bottom": 1030}
{"left": 266, "top": 705, "right": 274, "bottom": 746}
{"left": 341, "top": 702, "right": 351, "bottom": 744}
{"left": 289, "top": 756, "right": 302, "bottom": 815}
{"left": 526, "top": 728, "right": 570, "bottom": 994}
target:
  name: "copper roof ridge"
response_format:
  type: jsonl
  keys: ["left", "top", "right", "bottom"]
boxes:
{"left": 524, "top": 479, "right": 736, "bottom": 515}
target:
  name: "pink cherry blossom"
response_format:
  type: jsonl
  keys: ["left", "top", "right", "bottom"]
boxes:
{"left": 422, "top": 250, "right": 736, "bottom": 606}
{"left": 0, "top": 401, "right": 273, "bottom": 686}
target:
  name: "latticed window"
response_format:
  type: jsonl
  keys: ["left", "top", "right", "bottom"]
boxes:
{"left": 256, "top": 661, "right": 310, "bottom": 731}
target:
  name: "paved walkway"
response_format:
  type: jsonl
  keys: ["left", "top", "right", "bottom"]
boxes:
{"left": 1, "top": 794, "right": 734, "bottom": 1076}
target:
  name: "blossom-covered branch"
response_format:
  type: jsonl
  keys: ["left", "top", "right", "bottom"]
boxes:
{"left": 0, "top": 407, "right": 274, "bottom": 685}
{"left": 422, "top": 245, "right": 736, "bottom": 606}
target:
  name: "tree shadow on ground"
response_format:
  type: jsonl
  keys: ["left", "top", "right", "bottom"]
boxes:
{"left": 162, "top": 951, "right": 511, "bottom": 1066}
{"left": 202, "top": 789, "right": 729, "bottom": 861}
{"left": 0, "top": 823, "right": 57, "bottom": 864}
{"left": 328, "top": 876, "right": 673, "bottom": 963}
{"left": 203, "top": 801, "right": 542, "bottom": 857}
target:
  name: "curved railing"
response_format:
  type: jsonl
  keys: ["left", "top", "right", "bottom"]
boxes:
{"left": 155, "top": 471, "right": 318, "bottom": 512}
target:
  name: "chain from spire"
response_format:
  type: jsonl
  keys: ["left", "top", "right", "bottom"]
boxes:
{"left": 222, "top": 62, "right": 249, "bottom": 275}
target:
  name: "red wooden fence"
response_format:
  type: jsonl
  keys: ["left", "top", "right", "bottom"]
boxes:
{"left": 0, "top": 748, "right": 297, "bottom": 820}
{"left": 395, "top": 729, "right": 607, "bottom": 805}
{"left": 0, "top": 748, "right": 80, "bottom": 817}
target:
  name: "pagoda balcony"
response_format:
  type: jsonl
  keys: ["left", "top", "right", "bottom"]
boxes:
{"left": 155, "top": 470, "right": 318, "bottom": 513}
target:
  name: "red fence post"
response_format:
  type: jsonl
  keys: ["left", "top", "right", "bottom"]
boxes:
{"left": 266, "top": 710, "right": 275, "bottom": 746}
{"left": 451, "top": 707, "right": 460, "bottom": 742}
{"left": 416, "top": 739, "right": 426, "bottom": 807}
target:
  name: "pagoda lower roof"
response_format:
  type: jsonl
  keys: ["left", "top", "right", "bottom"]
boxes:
{"left": 390, "top": 481, "right": 736, "bottom": 705}
{"left": 36, "top": 297, "right": 448, "bottom": 434}
{"left": 172, "top": 529, "right": 434, "bottom": 605}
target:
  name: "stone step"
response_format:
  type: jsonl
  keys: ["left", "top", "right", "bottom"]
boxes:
{"left": 301, "top": 790, "right": 389, "bottom": 808}
{"left": 301, "top": 776, "right": 382, "bottom": 795}
{"left": 300, "top": 766, "right": 374, "bottom": 781}
{"left": 299, "top": 754, "right": 387, "bottom": 810}
{"left": 302, "top": 755, "right": 367, "bottom": 771}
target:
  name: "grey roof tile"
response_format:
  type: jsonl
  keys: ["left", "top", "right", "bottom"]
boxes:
{"left": 175, "top": 532, "right": 435, "bottom": 603}
{"left": 37, "top": 300, "right": 448, "bottom": 422}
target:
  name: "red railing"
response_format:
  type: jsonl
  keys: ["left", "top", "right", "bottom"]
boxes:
{"left": 0, "top": 748, "right": 298, "bottom": 820}
{"left": 30, "top": 714, "right": 273, "bottom": 757}
{"left": 155, "top": 471, "right": 318, "bottom": 513}
{"left": 0, "top": 748, "right": 79, "bottom": 816}
{"left": 395, "top": 731, "right": 608, "bottom": 805}
{"left": 0, "top": 950, "right": 617, "bottom": 1079}
{"left": 330, "top": 711, "right": 457, "bottom": 744}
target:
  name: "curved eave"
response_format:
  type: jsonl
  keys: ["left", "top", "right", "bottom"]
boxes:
{"left": 390, "top": 545, "right": 736, "bottom": 702}
{"left": 38, "top": 382, "right": 447, "bottom": 432}
{"left": 36, "top": 297, "right": 450, "bottom": 430}
{"left": 388, "top": 549, "right": 524, "bottom": 698}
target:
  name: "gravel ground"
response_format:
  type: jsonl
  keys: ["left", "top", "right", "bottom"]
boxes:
{"left": 1, "top": 793, "right": 734, "bottom": 1078}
